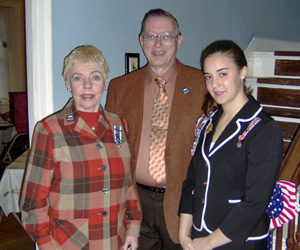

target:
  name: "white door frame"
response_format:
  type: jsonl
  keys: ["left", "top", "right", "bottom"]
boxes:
{"left": 25, "top": 0, "right": 53, "bottom": 141}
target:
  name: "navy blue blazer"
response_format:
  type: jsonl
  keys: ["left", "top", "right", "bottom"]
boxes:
{"left": 179, "top": 96, "right": 283, "bottom": 247}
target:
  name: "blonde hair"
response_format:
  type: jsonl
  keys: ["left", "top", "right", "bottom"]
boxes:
{"left": 62, "top": 45, "right": 109, "bottom": 82}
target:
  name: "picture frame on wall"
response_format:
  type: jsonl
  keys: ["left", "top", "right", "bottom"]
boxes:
{"left": 125, "top": 53, "right": 140, "bottom": 74}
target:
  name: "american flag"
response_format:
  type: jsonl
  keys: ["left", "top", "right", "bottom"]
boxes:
{"left": 267, "top": 180, "right": 300, "bottom": 249}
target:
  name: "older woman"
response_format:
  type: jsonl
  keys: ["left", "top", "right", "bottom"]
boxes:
{"left": 20, "top": 45, "right": 141, "bottom": 250}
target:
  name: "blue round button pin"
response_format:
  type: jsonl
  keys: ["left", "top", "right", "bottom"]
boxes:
{"left": 182, "top": 87, "right": 190, "bottom": 95}
{"left": 66, "top": 114, "right": 74, "bottom": 122}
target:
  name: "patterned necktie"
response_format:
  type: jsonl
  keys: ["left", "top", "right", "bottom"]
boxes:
{"left": 149, "top": 77, "right": 169, "bottom": 183}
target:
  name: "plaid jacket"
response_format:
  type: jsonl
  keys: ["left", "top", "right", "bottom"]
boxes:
{"left": 20, "top": 98, "right": 141, "bottom": 250}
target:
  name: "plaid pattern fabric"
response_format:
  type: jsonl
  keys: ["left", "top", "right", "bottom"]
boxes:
{"left": 20, "top": 98, "right": 141, "bottom": 250}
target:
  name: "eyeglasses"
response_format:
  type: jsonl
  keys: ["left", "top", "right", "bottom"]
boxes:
{"left": 142, "top": 33, "right": 179, "bottom": 45}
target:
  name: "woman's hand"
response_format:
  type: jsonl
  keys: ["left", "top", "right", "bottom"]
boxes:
{"left": 179, "top": 213, "right": 196, "bottom": 250}
{"left": 180, "top": 235, "right": 196, "bottom": 250}
{"left": 192, "top": 228, "right": 231, "bottom": 250}
{"left": 192, "top": 237, "right": 212, "bottom": 250}
{"left": 122, "top": 235, "right": 138, "bottom": 250}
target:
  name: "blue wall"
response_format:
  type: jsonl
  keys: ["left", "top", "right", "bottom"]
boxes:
{"left": 52, "top": 0, "right": 300, "bottom": 111}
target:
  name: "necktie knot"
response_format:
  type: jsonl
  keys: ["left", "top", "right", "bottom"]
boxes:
{"left": 155, "top": 77, "right": 166, "bottom": 89}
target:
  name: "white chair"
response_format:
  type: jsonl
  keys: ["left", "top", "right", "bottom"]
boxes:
{"left": 2, "top": 132, "right": 29, "bottom": 164}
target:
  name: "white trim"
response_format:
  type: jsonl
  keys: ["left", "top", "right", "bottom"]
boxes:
{"left": 228, "top": 199, "right": 241, "bottom": 204}
{"left": 209, "top": 107, "right": 263, "bottom": 157}
{"left": 247, "top": 231, "right": 269, "bottom": 241}
{"left": 25, "top": 0, "right": 53, "bottom": 142}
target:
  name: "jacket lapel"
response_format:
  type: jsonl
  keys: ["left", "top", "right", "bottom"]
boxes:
{"left": 62, "top": 98, "right": 109, "bottom": 139}
{"left": 167, "top": 62, "right": 193, "bottom": 143}
{"left": 62, "top": 99, "right": 93, "bottom": 138}
{"left": 208, "top": 97, "right": 263, "bottom": 157}
{"left": 209, "top": 114, "right": 241, "bottom": 157}
{"left": 127, "top": 67, "right": 147, "bottom": 158}
{"left": 204, "top": 117, "right": 216, "bottom": 155}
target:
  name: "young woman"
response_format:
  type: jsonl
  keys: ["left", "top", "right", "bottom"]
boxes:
{"left": 179, "top": 40, "right": 283, "bottom": 250}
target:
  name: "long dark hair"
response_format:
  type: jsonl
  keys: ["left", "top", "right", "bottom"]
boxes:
{"left": 200, "top": 40, "right": 251, "bottom": 116}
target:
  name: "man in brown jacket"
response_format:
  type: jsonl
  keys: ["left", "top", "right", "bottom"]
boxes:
{"left": 106, "top": 8, "right": 206, "bottom": 250}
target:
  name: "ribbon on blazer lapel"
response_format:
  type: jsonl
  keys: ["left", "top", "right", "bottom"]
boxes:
{"left": 113, "top": 125, "right": 122, "bottom": 146}
{"left": 237, "top": 117, "right": 261, "bottom": 148}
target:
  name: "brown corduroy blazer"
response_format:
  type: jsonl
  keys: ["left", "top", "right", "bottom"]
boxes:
{"left": 105, "top": 59, "right": 207, "bottom": 243}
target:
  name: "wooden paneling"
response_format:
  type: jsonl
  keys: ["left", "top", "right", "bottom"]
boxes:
{"left": 274, "top": 51, "right": 300, "bottom": 56}
{"left": 257, "top": 87, "right": 300, "bottom": 107}
{"left": 278, "top": 125, "right": 300, "bottom": 185}
{"left": 0, "top": 211, "right": 35, "bottom": 250}
{"left": 275, "top": 59, "right": 300, "bottom": 76}
{"left": 262, "top": 107, "right": 300, "bottom": 119}
{"left": 278, "top": 122, "right": 299, "bottom": 141}
{"left": 257, "top": 83, "right": 300, "bottom": 154}
{"left": 283, "top": 141, "right": 291, "bottom": 154}
{"left": 257, "top": 77, "right": 300, "bottom": 86}
{"left": 278, "top": 122, "right": 299, "bottom": 154}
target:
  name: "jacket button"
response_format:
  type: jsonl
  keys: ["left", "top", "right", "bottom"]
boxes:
{"left": 101, "top": 164, "right": 108, "bottom": 171}
{"left": 203, "top": 181, "right": 207, "bottom": 186}
{"left": 202, "top": 199, "right": 205, "bottom": 204}
{"left": 102, "top": 188, "right": 108, "bottom": 194}
{"left": 102, "top": 211, "right": 108, "bottom": 217}
{"left": 96, "top": 141, "right": 103, "bottom": 149}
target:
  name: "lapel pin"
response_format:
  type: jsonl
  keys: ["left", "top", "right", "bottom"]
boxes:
{"left": 66, "top": 114, "right": 74, "bottom": 122}
{"left": 114, "top": 125, "right": 123, "bottom": 146}
{"left": 182, "top": 87, "right": 190, "bottom": 95}
{"left": 236, "top": 117, "right": 261, "bottom": 148}
{"left": 205, "top": 123, "right": 213, "bottom": 134}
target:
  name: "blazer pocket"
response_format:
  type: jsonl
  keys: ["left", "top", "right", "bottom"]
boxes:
{"left": 52, "top": 217, "right": 89, "bottom": 249}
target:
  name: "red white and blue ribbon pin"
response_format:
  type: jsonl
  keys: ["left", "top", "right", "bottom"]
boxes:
{"left": 113, "top": 125, "right": 122, "bottom": 147}
{"left": 191, "top": 114, "right": 209, "bottom": 156}
{"left": 237, "top": 117, "right": 261, "bottom": 148}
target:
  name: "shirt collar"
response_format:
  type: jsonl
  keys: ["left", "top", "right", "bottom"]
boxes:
{"left": 146, "top": 59, "right": 178, "bottom": 84}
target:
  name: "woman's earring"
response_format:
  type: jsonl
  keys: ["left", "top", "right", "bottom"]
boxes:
{"left": 67, "top": 88, "right": 71, "bottom": 92}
